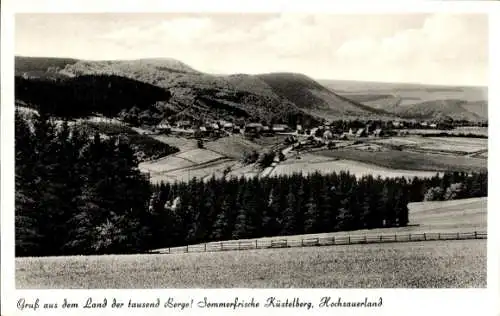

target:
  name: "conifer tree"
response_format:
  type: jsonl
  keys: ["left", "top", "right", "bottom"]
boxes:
{"left": 304, "top": 195, "right": 319, "bottom": 233}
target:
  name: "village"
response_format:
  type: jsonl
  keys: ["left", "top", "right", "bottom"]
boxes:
{"left": 144, "top": 116, "right": 485, "bottom": 145}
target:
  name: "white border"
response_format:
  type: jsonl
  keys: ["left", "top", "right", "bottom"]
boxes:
{"left": 1, "top": 1, "right": 499, "bottom": 316}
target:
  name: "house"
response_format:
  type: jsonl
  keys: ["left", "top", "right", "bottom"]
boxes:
{"left": 356, "top": 128, "right": 367, "bottom": 137}
{"left": 420, "top": 121, "right": 429, "bottom": 127}
{"left": 244, "top": 122, "right": 264, "bottom": 134}
{"left": 365, "top": 123, "right": 374, "bottom": 134}
{"left": 155, "top": 120, "right": 172, "bottom": 133}
{"left": 323, "top": 130, "right": 334, "bottom": 140}
{"left": 296, "top": 124, "right": 303, "bottom": 133}
{"left": 222, "top": 122, "right": 234, "bottom": 131}
{"left": 176, "top": 120, "right": 192, "bottom": 129}
{"left": 348, "top": 128, "right": 354, "bottom": 135}
{"left": 211, "top": 123, "right": 220, "bottom": 130}
{"left": 429, "top": 123, "right": 437, "bottom": 129}
{"left": 373, "top": 128, "right": 383, "bottom": 137}
{"left": 272, "top": 124, "right": 289, "bottom": 132}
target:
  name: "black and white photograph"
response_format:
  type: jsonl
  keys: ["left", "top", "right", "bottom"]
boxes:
{"left": 6, "top": 8, "right": 492, "bottom": 292}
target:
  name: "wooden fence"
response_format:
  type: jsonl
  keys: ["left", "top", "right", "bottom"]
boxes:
{"left": 151, "top": 231, "right": 487, "bottom": 255}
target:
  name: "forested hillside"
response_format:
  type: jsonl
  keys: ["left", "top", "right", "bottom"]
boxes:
{"left": 15, "top": 75, "right": 171, "bottom": 119}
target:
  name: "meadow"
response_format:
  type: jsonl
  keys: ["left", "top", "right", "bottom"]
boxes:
{"left": 370, "top": 136, "right": 487, "bottom": 154}
{"left": 16, "top": 240, "right": 485, "bottom": 288}
{"left": 315, "top": 149, "right": 487, "bottom": 172}
{"left": 204, "top": 135, "right": 264, "bottom": 159}
{"left": 139, "top": 148, "right": 236, "bottom": 183}
{"left": 405, "top": 128, "right": 488, "bottom": 137}
{"left": 269, "top": 158, "right": 439, "bottom": 179}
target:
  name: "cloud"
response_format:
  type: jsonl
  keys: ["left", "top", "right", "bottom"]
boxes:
{"left": 99, "top": 17, "right": 214, "bottom": 46}
{"left": 334, "top": 14, "right": 488, "bottom": 85}
{"left": 15, "top": 13, "right": 488, "bottom": 85}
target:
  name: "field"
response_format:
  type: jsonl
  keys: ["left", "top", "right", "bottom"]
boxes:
{"left": 140, "top": 148, "right": 239, "bottom": 184}
{"left": 371, "top": 136, "right": 488, "bottom": 155}
{"left": 418, "top": 137, "right": 487, "bottom": 153}
{"left": 270, "top": 158, "right": 439, "bottom": 179}
{"left": 315, "top": 149, "right": 487, "bottom": 172}
{"left": 16, "top": 197, "right": 487, "bottom": 288}
{"left": 404, "top": 128, "right": 488, "bottom": 137}
{"left": 149, "top": 135, "right": 198, "bottom": 151}
{"left": 175, "top": 148, "right": 225, "bottom": 164}
{"left": 151, "top": 159, "right": 237, "bottom": 183}
{"left": 454, "top": 126, "right": 488, "bottom": 136}
{"left": 16, "top": 240, "right": 485, "bottom": 288}
{"left": 139, "top": 156, "right": 195, "bottom": 173}
{"left": 204, "top": 135, "right": 264, "bottom": 159}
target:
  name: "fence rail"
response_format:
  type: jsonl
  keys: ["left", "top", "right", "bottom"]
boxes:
{"left": 151, "top": 231, "right": 487, "bottom": 255}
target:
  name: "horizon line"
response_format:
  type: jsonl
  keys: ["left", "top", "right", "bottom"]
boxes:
{"left": 14, "top": 54, "right": 488, "bottom": 89}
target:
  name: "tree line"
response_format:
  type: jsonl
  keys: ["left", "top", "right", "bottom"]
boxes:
{"left": 15, "top": 114, "right": 488, "bottom": 257}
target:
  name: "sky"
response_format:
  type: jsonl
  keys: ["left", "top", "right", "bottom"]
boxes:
{"left": 15, "top": 13, "right": 488, "bottom": 86}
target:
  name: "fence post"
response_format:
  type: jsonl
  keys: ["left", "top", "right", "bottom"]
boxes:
{"left": 255, "top": 240, "right": 258, "bottom": 249}
{"left": 379, "top": 235, "right": 382, "bottom": 242}
{"left": 186, "top": 245, "right": 189, "bottom": 253}
{"left": 395, "top": 234, "right": 397, "bottom": 242}
{"left": 285, "top": 240, "right": 288, "bottom": 248}
{"left": 348, "top": 236, "right": 351, "bottom": 244}
{"left": 438, "top": 233, "right": 441, "bottom": 240}
{"left": 168, "top": 247, "right": 171, "bottom": 254}
{"left": 409, "top": 233, "right": 412, "bottom": 241}
{"left": 221, "top": 242, "right": 223, "bottom": 251}
{"left": 424, "top": 233, "right": 426, "bottom": 241}
{"left": 364, "top": 235, "right": 367, "bottom": 243}
{"left": 204, "top": 243, "right": 207, "bottom": 252}
{"left": 457, "top": 232, "right": 460, "bottom": 240}
{"left": 238, "top": 241, "right": 241, "bottom": 250}
{"left": 475, "top": 231, "right": 478, "bottom": 239}
{"left": 301, "top": 239, "right": 304, "bottom": 247}
{"left": 332, "top": 236, "right": 336, "bottom": 245}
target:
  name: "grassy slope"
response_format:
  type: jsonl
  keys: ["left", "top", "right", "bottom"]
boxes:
{"left": 16, "top": 240, "right": 485, "bottom": 288}
{"left": 16, "top": 197, "right": 487, "bottom": 288}
{"left": 204, "top": 135, "right": 265, "bottom": 159}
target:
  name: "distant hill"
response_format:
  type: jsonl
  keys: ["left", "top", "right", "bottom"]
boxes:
{"left": 57, "top": 59, "right": 390, "bottom": 122}
{"left": 15, "top": 56, "right": 79, "bottom": 73}
{"left": 59, "top": 58, "right": 200, "bottom": 78}
{"left": 15, "top": 56, "right": 79, "bottom": 80}
{"left": 394, "top": 99, "right": 485, "bottom": 121}
{"left": 16, "top": 56, "right": 389, "bottom": 124}
{"left": 255, "top": 73, "right": 390, "bottom": 117}
{"left": 322, "top": 79, "right": 488, "bottom": 121}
